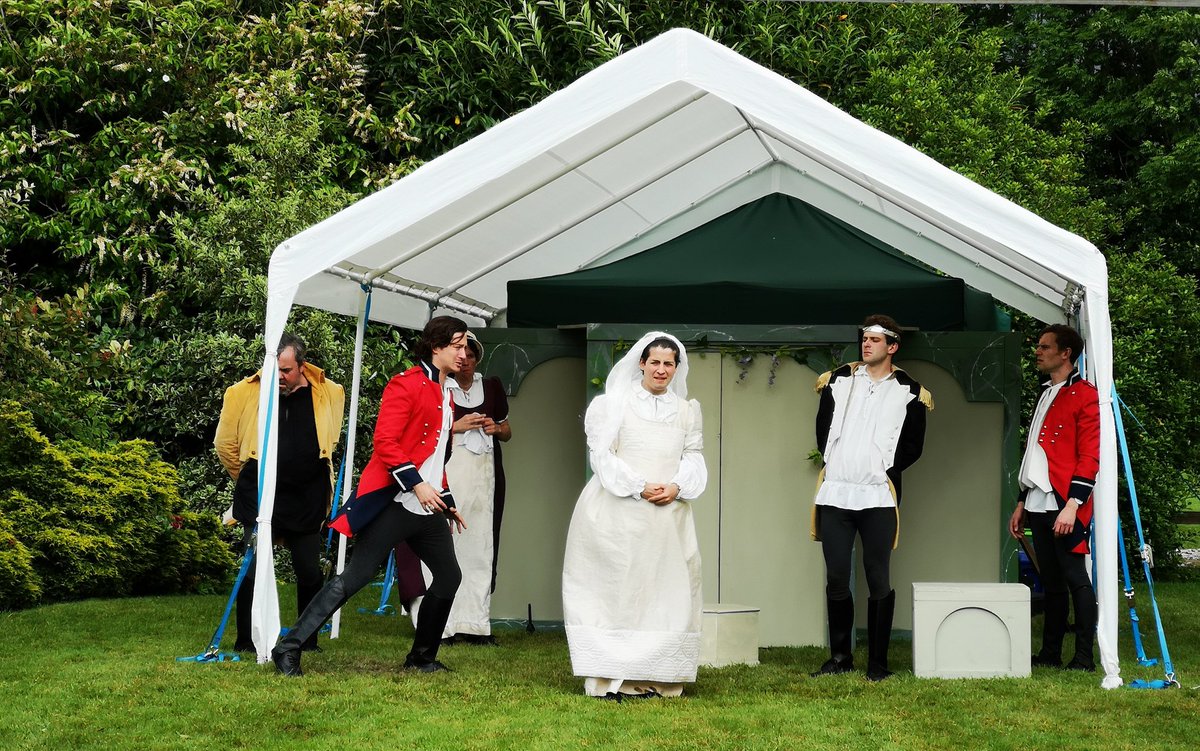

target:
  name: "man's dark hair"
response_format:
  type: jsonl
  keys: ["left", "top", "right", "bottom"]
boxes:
{"left": 860, "top": 314, "right": 902, "bottom": 347}
{"left": 277, "top": 332, "right": 306, "bottom": 365}
{"left": 639, "top": 336, "right": 680, "bottom": 365}
{"left": 415, "top": 316, "right": 469, "bottom": 360}
{"left": 1041, "top": 323, "right": 1085, "bottom": 365}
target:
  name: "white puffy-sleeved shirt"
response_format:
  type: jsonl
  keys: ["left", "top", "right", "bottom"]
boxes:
{"left": 585, "top": 388, "right": 707, "bottom": 501}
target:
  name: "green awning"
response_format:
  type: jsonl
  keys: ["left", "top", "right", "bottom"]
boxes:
{"left": 507, "top": 194, "right": 1007, "bottom": 331}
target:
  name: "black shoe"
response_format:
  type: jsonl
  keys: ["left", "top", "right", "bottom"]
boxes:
{"left": 460, "top": 634, "right": 498, "bottom": 646}
{"left": 866, "top": 666, "right": 894, "bottom": 682}
{"left": 1064, "top": 658, "right": 1095, "bottom": 673}
{"left": 810, "top": 656, "right": 854, "bottom": 677}
{"left": 403, "top": 656, "right": 452, "bottom": 673}
{"left": 271, "top": 646, "right": 303, "bottom": 677}
{"left": 301, "top": 643, "right": 323, "bottom": 653}
{"left": 232, "top": 640, "right": 256, "bottom": 653}
{"left": 596, "top": 692, "right": 622, "bottom": 702}
{"left": 439, "top": 636, "right": 458, "bottom": 647}
{"left": 1031, "top": 653, "right": 1062, "bottom": 669}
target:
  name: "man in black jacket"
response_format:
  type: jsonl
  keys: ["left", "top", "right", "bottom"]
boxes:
{"left": 810, "top": 314, "right": 932, "bottom": 681}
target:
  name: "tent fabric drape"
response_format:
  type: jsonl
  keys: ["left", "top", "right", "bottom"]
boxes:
{"left": 508, "top": 194, "right": 1004, "bottom": 331}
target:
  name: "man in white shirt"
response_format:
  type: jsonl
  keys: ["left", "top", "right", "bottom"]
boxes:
{"left": 1007, "top": 324, "right": 1100, "bottom": 671}
{"left": 811, "top": 314, "right": 932, "bottom": 681}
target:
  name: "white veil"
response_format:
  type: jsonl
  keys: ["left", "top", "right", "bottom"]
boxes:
{"left": 588, "top": 331, "right": 690, "bottom": 454}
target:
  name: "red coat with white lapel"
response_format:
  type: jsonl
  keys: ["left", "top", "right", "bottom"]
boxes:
{"left": 1020, "top": 368, "right": 1100, "bottom": 554}
{"left": 356, "top": 360, "right": 454, "bottom": 499}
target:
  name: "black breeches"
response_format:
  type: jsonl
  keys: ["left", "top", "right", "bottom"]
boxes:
{"left": 819, "top": 506, "right": 897, "bottom": 601}
{"left": 1029, "top": 510, "right": 1096, "bottom": 625}
{"left": 238, "top": 527, "right": 324, "bottom": 606}
{"left": 338, "top": 502, "right": 462, "bottom": 600}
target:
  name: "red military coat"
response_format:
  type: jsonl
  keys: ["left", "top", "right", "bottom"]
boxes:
{"left": 1021, "top": 369, "right": 1100, "bottom": 554}
{"left": 330, "top": 360, "right": 455, "bottom": 537}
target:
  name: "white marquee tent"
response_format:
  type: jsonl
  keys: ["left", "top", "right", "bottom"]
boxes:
{"left": 250, "top": 28, "right": 1121, "bottom": 687}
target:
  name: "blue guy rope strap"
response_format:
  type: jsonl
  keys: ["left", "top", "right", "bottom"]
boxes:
{"left": 1116, "top": 515, "right": 1157, "bottom": 667}
{"left": 358, "top": 551, "right": 399, "bottom": 616}
{"left": 176, "top": 533, "right": 255, "bottom": 663}
{"left": 1111, "top": 386, "right": 1179, "bottom": 689}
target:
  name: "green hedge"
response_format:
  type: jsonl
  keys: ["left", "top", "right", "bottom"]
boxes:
{"left": 0, "top": 402, "right": 233, "bottom": 610}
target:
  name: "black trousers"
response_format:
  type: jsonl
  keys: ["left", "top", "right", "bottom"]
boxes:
{"left": 1028, "top": 510, "right": 1096, "bottom": 625}
{"left": 338, "top": 502, "right": 462, "bottom": 600}
{"left": 236, "top": 526, "right": 324, "bottom": 642}
{"left": 819, "top": 506, "right": 897, "bottom": 601}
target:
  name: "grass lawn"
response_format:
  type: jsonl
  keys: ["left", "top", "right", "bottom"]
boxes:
{"left": 1, "top": 582, "right": 1197, "bottom": 751}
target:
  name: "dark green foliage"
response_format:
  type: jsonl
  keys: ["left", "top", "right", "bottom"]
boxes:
{"left": 2, "top": 0, "right": 1197, "bottom": 583}
{"left": 0, "top": 516, "right": 41, "bottom": 609}
{"left": 1107, "top": 247, "right": 1200, "bottom": 576}
{"left": 0, "top": 402, "right": 234, "bottom": 609}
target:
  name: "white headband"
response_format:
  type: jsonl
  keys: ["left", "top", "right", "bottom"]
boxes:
{"left": 862, "top": 324, "right": 899, "bottom": 339}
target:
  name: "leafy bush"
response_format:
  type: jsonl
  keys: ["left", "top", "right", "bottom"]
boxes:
{"left": 0, "top": 402, "right": 234, "bottom": 609}
{"left": 0, "top": 516, "right": 40, "bottom": 609}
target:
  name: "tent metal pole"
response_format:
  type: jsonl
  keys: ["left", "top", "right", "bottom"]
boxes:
{"left": 432, "top": 120, "right": 751, "bottom": 300}
{"left": 365, "top": 90, "right": 711, "bottom": 283}
{"left": 330, "top": 286, "right": 371, "bottom": 639}
{"left": 322, "top": 267, "right": 498, "bottom": 322}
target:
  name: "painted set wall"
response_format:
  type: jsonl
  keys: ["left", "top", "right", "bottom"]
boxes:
{"left": 490, "top": 348, "right": 1004, "bottom": 648}
{"left": 489, "top": 357, "right": 587, "bottom": 623}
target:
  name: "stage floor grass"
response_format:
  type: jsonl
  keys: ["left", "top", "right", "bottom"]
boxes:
{"left": 1, "top": 581, "right": 1196, "bottom": 750}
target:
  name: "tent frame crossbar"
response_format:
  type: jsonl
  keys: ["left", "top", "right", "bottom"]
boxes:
{"left": 433, "top": 120, "right": 751, "bottom": 300}
{"left": 364, "top": 90, "right": 711, "bottom": 284}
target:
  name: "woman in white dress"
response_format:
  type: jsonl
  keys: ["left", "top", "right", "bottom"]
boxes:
{"left": 562, "top": 332, "right": 708, "bottom": 700}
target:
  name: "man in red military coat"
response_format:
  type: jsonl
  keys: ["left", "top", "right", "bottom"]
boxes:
{"left": 1008, "top": 324, "right": 1100, "bottom": 671}
{"left": 272, "top": 316, "right": 470, "bottom": 677}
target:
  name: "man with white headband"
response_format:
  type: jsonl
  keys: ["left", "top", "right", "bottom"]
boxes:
{"left": 811, "top": 313, "right": 932, "bottom": 681}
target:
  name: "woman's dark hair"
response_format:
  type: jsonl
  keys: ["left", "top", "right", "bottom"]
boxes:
{"left": 639, "top": 336, "right": 680, "bottom": 365}
{"left": 415, "top": 316, "right": 469, "bottom": 360}
{"left": 1040, "top": 323, "right": 1085, "bottom": 365}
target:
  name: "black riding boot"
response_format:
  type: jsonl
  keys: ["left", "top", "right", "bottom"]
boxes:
{"left": 1065, "top": 585, "right": 1097, "bottom": 672}
{"left": 296, "top": 581, "right": 323, "bottom": 652}
{"left": 1034, "top": 591, "right": 1068, "bottom": 668}
{"left": 404, "top": 593, "right": 454, "bottom": 672}
{"left": 866, "top": 590, "right": 896, "bottom": 682}
{"left": 811, "top": 595, "right": 855, "bottom": 676}
{"left": 271, "top": 576, "right": 349, "bottom": 677}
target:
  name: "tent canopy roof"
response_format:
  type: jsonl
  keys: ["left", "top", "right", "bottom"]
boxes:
{"left": 267, "top": 28, "right": 1104, "bottom": 336}
{"left": 507, "top": 193, "right": 1005, "bottom": 331}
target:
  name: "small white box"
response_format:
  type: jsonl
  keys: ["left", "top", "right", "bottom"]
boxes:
{"left": 700, "top": 603, "right": 760, "bottom": 667}
{"left": 912, "top": 583, "right": 1030, "bottom": 679}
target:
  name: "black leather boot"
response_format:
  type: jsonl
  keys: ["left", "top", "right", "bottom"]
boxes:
{"left": 296, "top": 581, "right": 323, "bottom": 652}
{"left": 272, "top": 576, "right": 348, "bottom": 677}
{"left": 811, "top": 595, "right": 855, "bottom": 676}
{"left": 866, "top": 590, "right": 896, "bottom": 682}
{"left": 1033, "top": 591, "right": 1068, "bottom": 668}
{"left": 404, "top": 593, "right": 454, "bottom": 673}
{"left": 1065, "top": 585, "right": 1097, "bottom": 672}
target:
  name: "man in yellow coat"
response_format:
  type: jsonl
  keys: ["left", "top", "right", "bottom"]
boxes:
{"left": 215, "top": 332, "right": 344, "bottom": 652}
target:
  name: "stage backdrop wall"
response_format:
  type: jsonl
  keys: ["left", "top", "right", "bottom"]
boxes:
{"left": 480, "top": 325, "right": 1020, "bottom": 646}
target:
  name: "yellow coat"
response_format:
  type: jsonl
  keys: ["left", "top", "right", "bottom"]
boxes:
{"left": 214, "top": 363, "right": 345, "bottom": 499}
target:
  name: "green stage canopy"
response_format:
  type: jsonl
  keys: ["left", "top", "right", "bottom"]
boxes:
{"left": 507, "top": 193, "right": 1005, "bottom": 331}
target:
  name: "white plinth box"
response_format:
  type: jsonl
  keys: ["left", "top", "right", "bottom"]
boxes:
{"left": 700, "top": 604, "right": 760, "bottom": 667}
{"left": 912, "top": 583, "right": 1031, "bottom": 679}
